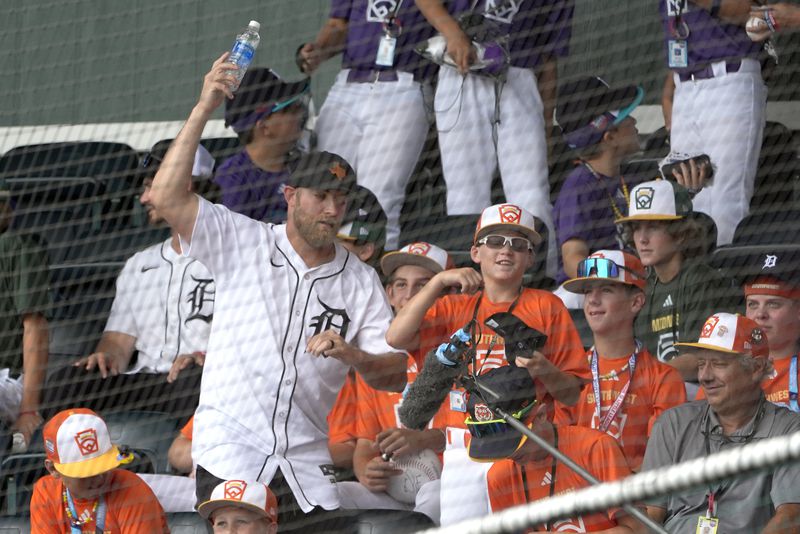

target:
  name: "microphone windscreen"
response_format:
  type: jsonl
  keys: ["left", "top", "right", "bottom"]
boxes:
{"left": 399, "top": 348, "right": 464, "bottom": 430}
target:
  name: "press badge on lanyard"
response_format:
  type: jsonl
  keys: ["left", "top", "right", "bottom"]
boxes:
{"left": 696, "top": 493, "right": 719, "bottom": 534}
{"left": 667, "top": 0, "right": 689, "bottom": 69}
{"left": 376, "top": 13, "right": 401, "bottom": 67}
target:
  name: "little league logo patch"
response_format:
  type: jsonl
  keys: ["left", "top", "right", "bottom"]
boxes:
{"left": 366, "top": 0, "right": 400, "bottom": 22}
{"left": 483, "top": 0, "right": 521, "bottom": 24}
{"left": 498, "top": 204, "right": 522, "bottom": 224}
{"left": 223, "top": 480, "right": 247, "bottom": 500}
{"left": 408, "top": 242, "right": 432, "bottom": 256}
{"left": 635, "top": 187, "right": 655, "bottom": 210}
{"left": 700, "top": 316, "right": 720, "bottom": 339}
{"left": 716, "top": 325, "right": 728, "bottom": 337}
{"left": 474, "top": 403, "right": 494, "bottom": 422}
{"left": 74, "top": 429, "right": 99, "bottom": 457}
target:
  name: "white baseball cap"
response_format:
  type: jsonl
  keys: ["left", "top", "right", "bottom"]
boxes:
{"left": 615, "top": 179, "right": 693, "bottom": 223}
{"left": 380, "top": 242, "right": 453, "bottom": 278}
{"left": 192, "top": 144, "right": 215, "bottom": 179}
{"left": 674, "top": 313, "right": 769, "bottom": 358}
{"left": 474, "top": 204, "right": 542, "bottom": 246}
{"left": 198, "top": 480, "right": 278, "bottom": 524}
{"left": 43, "top": 408, "right": 131, "bottom": 479}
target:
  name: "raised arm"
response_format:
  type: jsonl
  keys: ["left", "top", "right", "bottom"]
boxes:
{"left": 150, "top": 53, "right": 237, "bottom": 242}
{"left": 15, "top": 313, "right": 48, "bottom": 443}
{"left": 386, "top": 267, "right": 482, "bottom": 350}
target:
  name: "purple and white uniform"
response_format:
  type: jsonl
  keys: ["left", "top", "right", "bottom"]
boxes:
{"left": 315, "top": 0, "right": 437, "bottom": 249}
{"left": 660, "top": 0, "right": 766, "bottom": 244}
{"left": 432, "top": 0, "right": 573, "bottom": 276}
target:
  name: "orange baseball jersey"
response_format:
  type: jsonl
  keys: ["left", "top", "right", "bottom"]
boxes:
{"left": 328, "top": 370, "right": 359, "bottom": 445}
{"left": 487, "top": 426, "right": 631, "bottom": 532}
{"left": 420, "top": 289, "right": 589, "bottom": 428}
{"left": 555, "top": 347, "right": 686, "bottom": 471}
{"left": 180, "top": 416, "right": 193, "bottom": 440}
{"left": 30, "top": 468, "right": 169, "bottom": 533}
{"left": 354, "top": 355, "right": 451, "bottom": 439}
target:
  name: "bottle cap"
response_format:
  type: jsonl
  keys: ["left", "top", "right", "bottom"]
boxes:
{"left": 249, "top": 20, "right": 261, "bottom": 31}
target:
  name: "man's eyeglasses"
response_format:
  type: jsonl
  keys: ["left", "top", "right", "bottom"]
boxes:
{"left": 465, "top": 401, "right": 535, "bottom": 438}
{"left": 477, "top": 235, "right": 533, "bottom": 253}
{"left": 577, "top": 257, "right": 642, "bottom": 280}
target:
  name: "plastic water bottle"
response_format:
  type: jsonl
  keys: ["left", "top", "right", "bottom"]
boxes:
{"left": 229, "top": 20, "right": 261, "bottom": 89}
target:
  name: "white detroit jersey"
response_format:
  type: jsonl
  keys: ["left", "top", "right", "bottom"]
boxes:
{"left": 185, "top": 198, "right": 397, "bottom": 512}
{"left": 105, "top": 238, "right": 214, "bottom": 374}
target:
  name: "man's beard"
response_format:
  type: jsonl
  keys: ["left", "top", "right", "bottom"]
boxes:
{"left": 293, "top": 206, "right": 337, "bottom": 248}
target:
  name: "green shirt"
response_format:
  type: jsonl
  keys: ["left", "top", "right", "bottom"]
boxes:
{"left": 0, "top": 232, "right": 49, "bottom": 372}
{"left": 635, "top": 260, "right": 740, "bottom": 363}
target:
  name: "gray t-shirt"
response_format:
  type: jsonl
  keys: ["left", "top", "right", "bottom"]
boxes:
{"left": 642, "top": 399, "right": 800, "bottom": 533}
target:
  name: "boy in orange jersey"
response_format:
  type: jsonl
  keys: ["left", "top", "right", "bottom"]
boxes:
{"left": 387, "top": 203, "right": 589, "bottom": 425}
{"left": 30, "top": 408, "right": 169, "bottom": 533}
{"left": 558, "top": 250, "right": 686, "bottom": 470}
{"left": 198, "top": 479, "right": 278, "bottom": 534}
{"left": 470, "top": 365, "right": 641, "bottom": 532}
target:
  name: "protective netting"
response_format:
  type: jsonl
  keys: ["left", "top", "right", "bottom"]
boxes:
{"left": 0, "top": 0, "right": 798, "bottom": 529}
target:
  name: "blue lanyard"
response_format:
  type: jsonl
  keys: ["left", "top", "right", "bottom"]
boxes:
{"left": 65, "top": 489, "right": 106, "bottom": 534}
{"left": 789, "top": 355, "right": 798, "bottom": 413}
{"left": 590, "top": 342, "right": 639, "bottom": 433}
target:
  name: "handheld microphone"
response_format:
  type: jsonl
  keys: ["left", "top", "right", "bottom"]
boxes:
{"left": 398, "top": 322, "right": 475, "bottom": 430}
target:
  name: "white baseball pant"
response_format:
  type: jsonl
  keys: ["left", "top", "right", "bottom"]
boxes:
{"left": 435, "top": 65, "right": 555, "bottom": 275}
{"left": 316, "top": 70, "right": 430, "bottom": 250}
{"left": 670, "top": 58, "right": 766, "bottom": 245}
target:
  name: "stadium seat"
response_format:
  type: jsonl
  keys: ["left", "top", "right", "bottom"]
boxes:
{"left": 200, "top": 136, "right": 241, "bottom": 168}
{"left": 731, "top": 207, "right": 800, "bottom": 247}
{"left": 102, "top": 410, "right": 180, "bottom": 474}
{"left": 47, "top": 262, "right": 123, "bottom": 358}
{"left": 752, "top": 121, "right": 799, "bottom": 212}
{"left": 353, "top": 509, "right": 435, "bottom": 533}
{"left": 0, "top": 515, "right": 29, "bottom": 532}
{"left": 167, "top": 512, "right": 210, "bottom": 533}
{"left": 0, "top": 452, "right": 45, "bottom": 516}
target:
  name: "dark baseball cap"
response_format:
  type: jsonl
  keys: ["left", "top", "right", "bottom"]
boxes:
{"left": 287, "top": 151, "right": 357, "bottom": 194}
{"left": 337, "top": 185, "right": 387, "bottom": 248}
{"left": 466, "top": 366, "right": 537, "bottom": 462}
{"left": 557, "top": 76, "right": 644, "bottom": 150}
{"left": 711, "top": 246, "right": 800, "bottom": 288}
{"left": 224, "top": 68, "right": 310, "bottom": 134}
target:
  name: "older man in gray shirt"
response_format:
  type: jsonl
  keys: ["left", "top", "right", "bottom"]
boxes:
{"left": 641, "top": 312, "right": 800, "bottom": 533}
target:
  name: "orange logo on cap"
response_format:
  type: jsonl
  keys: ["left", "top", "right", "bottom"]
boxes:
{"left": 408, "top": 243, "right": 431, "bottom": 256}
{"left": 700, "top": 316, "right": 720, "bottom": 339}
{"left": 498, "top": 204, "right": 521, "bottom": 224}
{"left": 717, "top": 325, "right": 728, "bottom": 337}
{"left": 74, "top": 429, "right": 99, "bottom": 457}
{"left": 329, "top": 162, "right": 347, "bottom": 180}
{"left": 223, "top": 480, "right": 247, "bottom": 501}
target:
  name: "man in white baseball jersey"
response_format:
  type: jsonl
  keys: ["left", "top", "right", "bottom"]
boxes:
{"left": 43, "top": 144, "right": 217, "bottom": 422}
{"left": 150, "top": 53, "right": 407, "bottom": 532}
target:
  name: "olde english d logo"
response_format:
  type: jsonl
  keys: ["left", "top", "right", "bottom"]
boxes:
{"left": 309, "top": 297, "right": 351, "bottom": 338}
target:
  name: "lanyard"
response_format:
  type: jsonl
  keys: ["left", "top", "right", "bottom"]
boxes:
{"left": 582, "top": 162, "right": 629, "bottom": 222}
{"left": 64, "top": 488, "right": 106, "bottom": 534}
{"left": 590, "top": 343, "right": 639, "bottom": 433}
{"left": 469, "top": 289, "right": 522, "bottom": 372}
{"left": 790, "top": 355, "right": 798, "bottom": 412}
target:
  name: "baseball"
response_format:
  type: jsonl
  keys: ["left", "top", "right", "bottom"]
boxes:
{"left": 385, "top": 449, "right": 442, "bottom": 505}
{"left": 746, "top": 15, "right": 772, "bottom": 42}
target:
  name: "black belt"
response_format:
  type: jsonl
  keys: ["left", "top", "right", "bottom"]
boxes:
{"left": 346, "top": 69, "right": 419, "bottom": 83}
{"left": 677, "top": 60, "right": 742, "bottom": 82}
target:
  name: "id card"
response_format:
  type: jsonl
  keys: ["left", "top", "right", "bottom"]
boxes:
{"left": 696, "top": 516, "right": 719, "bottom": 534}
{"left": 668, "top": 40, "right": 688, "bottom": 68}
{"left": 375, "top": 34, "right": 397, "bottom": 67}
{"left": 450, "top": 390, "right": 466, "bottom": 412}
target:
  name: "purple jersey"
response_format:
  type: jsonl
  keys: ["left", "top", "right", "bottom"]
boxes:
{"left": 330, "top": 0, "right": 437, "bottom": 76}
{"left": 213, "top": 149, "right": 288, "bottom": 224}
{"left": 447, "top": 0, "right": 573, "bottom": 68}
{"left": 552, "top": 164, "right": 627, "bottom": 284}
{"left": 659, "top": 0, "right": 761, "bottom": 74}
